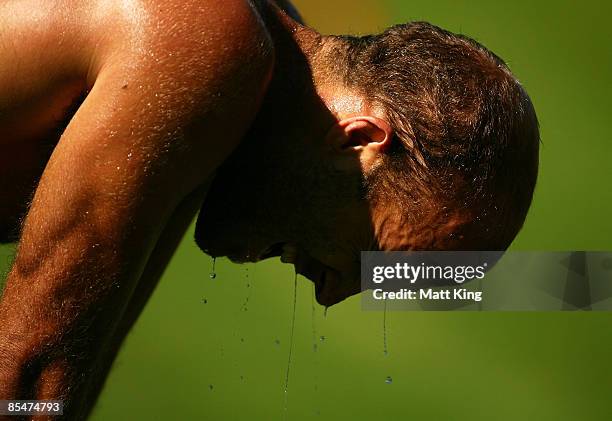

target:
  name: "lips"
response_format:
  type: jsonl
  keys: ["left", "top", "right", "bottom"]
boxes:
{"left": 258, "top": 242, "right": 286, "bottom": 260}
{"left": 220, "top": 241, "right": 359, "bottom": 306}
{"left": 313, "top": 272, "right": 335, "bottom": 306}
{"left": 280, "top": 244, "right": 349, "bottom": 306}
{"left": 224, "top": 241, "right": 286, "bottom": 263}
{"left": 311, "top": 267, "right": 359, "bottom": 307}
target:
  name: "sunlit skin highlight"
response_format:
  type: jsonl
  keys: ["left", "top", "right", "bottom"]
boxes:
{"left": 0, "top": 0, "right": 538, "bottom": 417}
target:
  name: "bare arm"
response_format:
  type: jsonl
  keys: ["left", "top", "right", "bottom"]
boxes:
{"left": 0, "top": 0, "right": 273, "bottom": 417}
{"left": 82, "top": 184, "right": 208, "bottom": 419}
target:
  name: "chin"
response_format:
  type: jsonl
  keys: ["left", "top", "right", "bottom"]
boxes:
{"left": 194, "top": 211, "right": 287, "bottom": 264}
{"left": 194, "top": 207, "right": 231, "bottom": 258}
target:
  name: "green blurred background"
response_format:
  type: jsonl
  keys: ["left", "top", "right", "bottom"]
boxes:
{"left": 1, "top": 0, "right": 611, "bottom": 419}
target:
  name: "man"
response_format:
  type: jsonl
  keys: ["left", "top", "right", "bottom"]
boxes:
{"left": 0, "top": 0, "right": 539, "bottom": 418}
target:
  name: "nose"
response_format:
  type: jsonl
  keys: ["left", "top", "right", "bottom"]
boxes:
{"left": 281, "top": 244, "right": 325, "bottom": 283}
{"left": 280, "top": 244, "right": 357, "bottom": 306}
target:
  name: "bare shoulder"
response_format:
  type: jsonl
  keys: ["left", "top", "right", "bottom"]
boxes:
{"left": 89, "top": 0, "right": 275, "bottom": 91}
{"left": 0, "top": 0, "right": 275, "bottom": 131}
{"left": 0, "top": 0, "right": 274, "bottom": 193}
{"left": 88, "top": 0, "right": 276, "bottom": 185}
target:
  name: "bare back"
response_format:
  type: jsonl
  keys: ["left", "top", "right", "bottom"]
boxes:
{"left": 0, "top": 0, "right": 274, "bottom": 241}
{"left": 0, "top": 0, "right": 91, "bottom": 240}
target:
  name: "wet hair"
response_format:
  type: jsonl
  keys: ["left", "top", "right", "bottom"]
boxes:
{"left": 333, "top": 22, "right": 539, "bottom": 250}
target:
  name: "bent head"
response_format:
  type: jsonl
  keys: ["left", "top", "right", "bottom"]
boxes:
{"left": 195, "top": 20, "right": 539, "bottom": 306}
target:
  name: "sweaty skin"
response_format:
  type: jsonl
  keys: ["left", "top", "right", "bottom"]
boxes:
{"left": 0, "top": 0, "right": 539, "bottom": 417}
{"left": 0, "top": 0, "right": 278, "bottom": 417}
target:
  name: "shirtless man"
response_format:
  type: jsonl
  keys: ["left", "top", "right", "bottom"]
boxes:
{"left": 0, "top": 0, "right": 539, "bottom": 418}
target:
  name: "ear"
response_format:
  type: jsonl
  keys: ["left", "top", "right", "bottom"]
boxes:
{"left": 324, "top": 116, "right": 394, "bottom": 171}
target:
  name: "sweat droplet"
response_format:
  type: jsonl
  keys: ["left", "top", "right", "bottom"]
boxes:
{"left": 240, "top": 267, "right": 252, "bottom": 311}
{"left": 275, "top": 339, "right": 280, "bottom": 346}
{"left": 311, "top": 283, "right": 320, "bottom": 400}
{"left": 319, "top": 336, "right": 326, "bottom": 342}
{"left": 209, "top": 257, "right": 217, "bottom": 279}
{"left": 385, "top": 376, "right": 393, "bottom": 384}
{"left": 282, "top": 273, "right": 298, "bottom": 420}
{"left": 311, "top": 285, "right": 317, "bottom": 353}
{"left": 209, "top": 384, "right": 214, "bottom": 390}
{"left": 383, "top": 299, "right": 388, "bottom": 357}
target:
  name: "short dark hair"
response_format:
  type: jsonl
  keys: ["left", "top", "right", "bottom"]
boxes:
{"left": 336, "top": 22, "right": 539, "bottom": 250}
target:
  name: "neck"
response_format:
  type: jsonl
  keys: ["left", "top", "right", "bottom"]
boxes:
{"left": 263, "top": 3, "right": 361, "bottom": 116}
{"left": 247, "top": 2, "right": 336, "bottom": 139}
{"left": 259, "top": 1, "right": 322, "bottom": 68}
